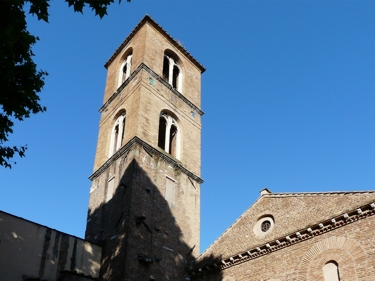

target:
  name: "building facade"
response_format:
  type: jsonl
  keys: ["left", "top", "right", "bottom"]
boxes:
{"left": 1, "top": 15, "right": 375, "bottom": 281}
{"left": 192, "top": 189, "right": 375, "bottom": 281}
{"left": 84, "top": 15, "right": 205, "bottom": 281}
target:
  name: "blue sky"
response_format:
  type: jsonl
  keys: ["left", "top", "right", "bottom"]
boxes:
{"left": 1, "top": 1, "right": 375, "bottom": 253}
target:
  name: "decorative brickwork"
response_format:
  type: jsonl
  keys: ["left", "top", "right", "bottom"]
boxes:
{"left": 193, "top": 198, "right": 375, "bottom": 280}
{"left": 199, "top": 191, "right": 375, "bottom": 261}
{"left": 191, "top": 200, "right": 375, "bottom": 278}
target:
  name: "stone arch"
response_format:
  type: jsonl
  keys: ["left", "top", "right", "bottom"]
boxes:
{"left": 118, "top": 47, "right": 133, "bottom": 88}
{"left": 297, "top": 236, "right": 369, "bottom": 280}
{"left": 157, "top": 110, "right": 181, "bottom": 159}
{"left": 163, "top": 49, "right": 183, "bottom": 92}
{"left": 108, "top": 109, "right": 126, "bottom": 157}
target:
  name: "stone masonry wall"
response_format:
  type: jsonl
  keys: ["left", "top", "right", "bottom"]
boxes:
{"left": 200, "top": 192, "right": 375, "bottom": 260}
{"left": 94, "top": 66, "right": 202, "bottom": 176}
{"left": 86, "top": 143, "right": 201, "bottom": 280}
{"left": 87, "top": 16, "right": 203, "bottom": 280}
{"left": 142, "top": 22, "right": 202, "bottom": 107}
{"left": 195, "top": 214, "right": 375, "bottom": 280}
{"left": 102, "top": 21, "right": 202, "bottom": 108}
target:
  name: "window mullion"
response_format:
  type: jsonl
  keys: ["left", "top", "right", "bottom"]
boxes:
{"left": 109, "top": 127, "right": 116, "bottom": 156}
{"left": 165, "top": 118, "right": 171, "bottom": 153}
{"left": 168, "top": 58, "right": 174, "bottom": 85}
{"left": 126, "top": 55, "right": 132, "bottom": 78}
{"left": 116, "top": 116, "right": 124, "bottom": 150}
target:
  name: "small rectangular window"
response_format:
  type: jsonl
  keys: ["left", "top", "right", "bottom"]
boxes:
{"left": 106, "top": 177, "right": 115, "bottom": 202}
{"left": 165, "top": 177, "right": 175, "bottom": 204}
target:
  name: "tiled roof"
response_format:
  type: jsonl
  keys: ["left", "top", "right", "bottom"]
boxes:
{"left": 264, "top": 190, "right": 375, "bottom": 197}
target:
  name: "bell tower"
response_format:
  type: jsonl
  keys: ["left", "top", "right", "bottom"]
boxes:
{"left": 85, "top": 15, "right": 205, "bottom": 280}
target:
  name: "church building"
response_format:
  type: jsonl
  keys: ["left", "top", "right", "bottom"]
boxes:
{"left": 1, "top": 15, "right": 375, "bottom": 281}
{"left": 84, "top": 14, "right": 204, "bottom": 281}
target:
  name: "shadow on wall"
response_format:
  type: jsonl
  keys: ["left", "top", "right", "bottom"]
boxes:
{"left": 0, "top": 211, "right": 101, "bottom": 281}
{"left": 85, "top": 158, "right": 223, "bottom": 281}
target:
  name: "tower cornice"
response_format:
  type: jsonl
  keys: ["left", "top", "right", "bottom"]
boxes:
{"left": 98, "top": 62, "right": 204, "bottom": 116}
{"left": 88, "top": 136, "right": 203, "bottom": 184}
{"left": 104, "top": 15, "right": 205, "bottom": 73}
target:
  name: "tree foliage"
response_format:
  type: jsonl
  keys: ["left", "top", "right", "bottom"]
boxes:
{"left": 0, "top": 0, "right": 127, "bottom": 168}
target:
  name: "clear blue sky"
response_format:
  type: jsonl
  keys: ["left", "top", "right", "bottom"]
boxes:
{"left": 1, "top": 1, "right": 375, "bottom": 253}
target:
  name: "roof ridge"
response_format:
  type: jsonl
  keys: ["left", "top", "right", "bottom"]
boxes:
{"left": 192, "top": 200, "right": 375, "bottom": 279}
{"left": 199, "top": 189, "right": 375, "bottom": 257}
{"left": 266, "top": 190, "right": 375, "bottom": 196}
{"left": 104, "top": 15, "right": 205, "bottom": 72}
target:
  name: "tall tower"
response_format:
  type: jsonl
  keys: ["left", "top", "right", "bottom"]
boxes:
{"left": 85, "top": 16, "right": 205, "bottom": 280}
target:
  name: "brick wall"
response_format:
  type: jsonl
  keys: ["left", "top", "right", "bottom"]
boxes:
{"left": 86, "top": 143, "right": 201, "bottom": 280}
{"left": 196, "top": 215, "right": 375, "bottom": 280}
{"left": 86, "top": 16, "right": 204, "bottom": 280}
{"left": 200, "top": 192, "right": 375, "bottom": 260}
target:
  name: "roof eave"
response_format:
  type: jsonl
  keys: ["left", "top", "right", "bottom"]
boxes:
{"left": 104, "top": 15, "right": 206, "bottom": 73}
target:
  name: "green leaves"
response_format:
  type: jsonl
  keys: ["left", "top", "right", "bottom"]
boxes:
{"left": 0, "top": 0, "right": 127, "bottom": 168}
{"left": 0, "top": 145, "right": 27, "bottom": 168}
{"left": 28, "top": 0, "right": 50, "bottom": 22}
{"left": 0, "top": 1, "right": 47, "bottom": 168}
{"left": 67, "top": 0, "right": 119, "bottom": 18}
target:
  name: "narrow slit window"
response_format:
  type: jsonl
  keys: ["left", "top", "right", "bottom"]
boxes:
{"left": 323, "top": 261, "right": 340, "bottom": 281}
{"left": 169, "top": 125, "right": 177, "bottom": 157}
{"left": 113, "top": 125, "right": 119, "bottom": 154}
{"left": 163, "top": 55, "right": 170, "bottom": 80}
{"left": 121, "top": 117, "right": 126, "bottom": 144}
{"left": 172, "top": 64, "right": 180, "bottom": 89}
{"left": 158, "top": 116, "right": 167, "bottom": 150}
{"left": 122, "top": 63, "right": 128, "bottom": 82}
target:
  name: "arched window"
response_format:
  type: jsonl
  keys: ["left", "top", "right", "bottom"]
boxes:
{"left": 323, "top": 261, "right": 340, "bottom": 281}
{"left": 162, "top": 51, "right": 182, "bottom": 92}
{"left": 109, "top": 112, "right": 126, "bottom": 156}
{"left": 118, "top": 51, "right": 133, "bottom": 88}
{"left": 158, "top": 112, "right": 180, "bottom": 159}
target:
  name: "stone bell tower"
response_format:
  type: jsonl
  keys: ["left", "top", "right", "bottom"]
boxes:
{"left": 85, "top": 15, "right": 205, "bottom": 280}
